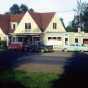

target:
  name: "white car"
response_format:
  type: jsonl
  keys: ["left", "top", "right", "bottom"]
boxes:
{"left": 63, "top": 44, "right": 88, "bottom": 52}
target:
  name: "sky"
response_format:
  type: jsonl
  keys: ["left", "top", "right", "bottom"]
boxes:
{"left": 0, "top": 0, "right": 87, "bottom": 26}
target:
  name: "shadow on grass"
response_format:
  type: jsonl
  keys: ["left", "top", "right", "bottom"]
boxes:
{"left": 0, "top": 50, "right": 27, "bottom": 88}
{"left": 52, "top": 52, "right": 88, "bottom": 88}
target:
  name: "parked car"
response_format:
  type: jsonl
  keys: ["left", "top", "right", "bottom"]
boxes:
{"left": 63, "top": 44, "right": 88, "bottom": 52}
{"left": 39, "top": 45, "right": 53, "bottom": 52}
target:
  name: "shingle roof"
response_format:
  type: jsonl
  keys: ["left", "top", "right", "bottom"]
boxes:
{"left": 0, "top": 14, "right": 10, "bottom": 34}
{"left": 0, "top": 12, "right": 55, "bottom": 35}
{"left": 0, "top": 13, "right": 25, "bottom": 34}
{"left": 30, "top": 12, "right": 55, "bottom": 32}
{"left": 10, "top": 13, "right": 24, "bottom": 22}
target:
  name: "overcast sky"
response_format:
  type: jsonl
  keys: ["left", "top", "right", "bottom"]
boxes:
{"left": 0, "top": 0, "right": 87, "bottom": 26}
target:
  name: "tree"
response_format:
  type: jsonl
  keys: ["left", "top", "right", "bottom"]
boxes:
{"left": 20, "top": 4, "right": 28, "bottom": 13}
{"left": 66, "top": 21, "right": 77, "bottom": 32}
{"left": 60, "top": 18, "right": 65, "bottom": 29}
{"left": 29, "top": 8, "right": 34, "bottom": 13}
{"left": 8, "top": 4, "right": 34, "bottom": 15}
{"left": 67, "top": 1, "right": 88, "bottom": 32}
{"left": 10, "top": 4, "right": 20, "bottom": 14}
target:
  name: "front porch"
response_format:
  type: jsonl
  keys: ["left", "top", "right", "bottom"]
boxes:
{"left": 8, "top": 33, "right": 42, "bottom": 48}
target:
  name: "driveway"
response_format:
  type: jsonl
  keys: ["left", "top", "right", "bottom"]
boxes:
{"left": 16, "top": 52, "right": 74, "bottom": 73}
{"left": 0, "top": 50, "right": 74, "bottom": 73}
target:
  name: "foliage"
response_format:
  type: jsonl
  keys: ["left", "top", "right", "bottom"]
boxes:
{"left": 0, "top": 41, "right": 7, "bottom": 48}
{"left": 9, "top": 4, "right": 34, "bottom": 15}
{"left": 67, "top": 1, "right": 88, "bottom": 32}
{"left": 20, "top": 4, "right": 28, "bottom": 13}
{"left": 10, "top": 4, "right": 20, "bottom": 14}
{"left": 29, "top": 8, "right": 34, "bottom": 13}
{"left": 66, "top": 21, "right": 77, "bottom": 32}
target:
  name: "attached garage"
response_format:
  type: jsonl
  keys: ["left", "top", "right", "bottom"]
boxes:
{"left": 47, "top": 37, "right": 63, "bottom": 50}
{"left": 83, "top": 39, "right": 88, "bottom": 44}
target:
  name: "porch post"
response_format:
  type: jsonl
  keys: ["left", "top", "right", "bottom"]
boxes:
{"left": 11, "top": 36, "right": 13, "bottom": 42}
{"left": 15, "top": 36, "right": 18, "bottom": 42}
{"left": 6, "top": 35, "right": 9, "bottom": 47}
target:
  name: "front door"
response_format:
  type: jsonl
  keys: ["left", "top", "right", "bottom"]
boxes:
{"left": 32, "top": 36, "right": 40, "bottom": 46}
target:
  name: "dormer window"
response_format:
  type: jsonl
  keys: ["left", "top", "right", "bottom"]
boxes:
{"left": 53, "top": 23, "right": 57, "bottom": 29}
{"left": 13, "top": 24, "right": 16, "bottom": 29}
{"left": 25, "top": 23, "right": 31, "bottom": 29}
{"left": 11, "top": 22, "right": 17, "bottom": 29}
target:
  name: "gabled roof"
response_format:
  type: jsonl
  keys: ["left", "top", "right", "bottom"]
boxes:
{"left": 0, "top": 14, "right": 10, "bottom": 34}
{"left": 0, "top": 13, "right": 24, "bottom": 34}
{"left": 10, "top": 13, "right": 24, "bottom": 22}
{"left": 29, "top": 12, "right": 55, "bottom": 32}
{"left": 0, "top": 11, "right": 55, "bottom": 35}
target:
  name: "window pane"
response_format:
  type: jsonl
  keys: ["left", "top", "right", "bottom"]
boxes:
{"left": 65, "top": 38, "right": 68, "bottom": 41}
{"left": 13, "top": 24, "right": 16, "bottom": 29}
{"left": 18, "top": 37, "right": 22, "bottom": 42}
{"left": 25, "top": 23, "right": 27, "bottom": 29}
{"left": 33, "top": 37, "right": 40, "bottom": 41}
{"left": 53, "top": 23, "right": 57, "bottom": 29}
{"left": 65, "top": 38, "right": 68, "bottom": 45}
{"left": 53, "top": 37, "right": 56, "bottom": 39}
{"left": 25, "top": 23, "right": 31, "bottom": 29}
{"left": 48, "top": 37, "right": 52, "bottom": 40}
{"left": 57, "top": 37, "right": 61, "bottom": 41}
{"left": 75, "top": 38, "right": 78, "bottom": 43}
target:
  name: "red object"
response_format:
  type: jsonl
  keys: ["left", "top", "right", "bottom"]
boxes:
{"left": 8, "top": 42, "right": 24, "bottom": 50}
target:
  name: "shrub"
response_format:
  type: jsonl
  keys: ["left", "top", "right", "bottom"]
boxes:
{"left": 0, "top": 41, "right": 7, "bottom": 48}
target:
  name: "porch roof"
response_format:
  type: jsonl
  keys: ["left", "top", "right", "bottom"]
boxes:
{"left": 9, "top": 33, "right": 42, "bottom": 36}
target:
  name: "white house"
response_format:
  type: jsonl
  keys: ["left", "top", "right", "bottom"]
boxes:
{"left": 7, "top": 11, "right": 66, "bottom": 50}
{"left": 0, "top": 11, "right": 88, "bottom": 51}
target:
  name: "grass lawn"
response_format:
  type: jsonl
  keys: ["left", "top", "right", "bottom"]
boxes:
{"left": 0, "top": 70, "right": 59, "bottom": 88}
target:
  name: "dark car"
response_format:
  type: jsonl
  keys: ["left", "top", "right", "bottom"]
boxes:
{"left": 39, "top": 45, "right": 53, "bottom": 52}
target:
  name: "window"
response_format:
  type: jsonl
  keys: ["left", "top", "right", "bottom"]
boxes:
{"left": 25, "top": 23, "right": 31, "bottom": 29}
{"left": 18, "top": 37, "right": 22, "bottom": 42}
{"left": 57, "top": 37, "right": 61, "bottom": 41}
{"left": 75, "top": 38, "right": 78, "bottom": 43}
{"left": 53, "top": 23, "right": 57, "bottom": 29}
{"left": 33, "top": 37, "right": 40, "bottom": 41}
{"left": 12, "top": 37, "right": 15, "bottom": 42}
{"left": 11, "top": 22, "right": 17, "bottom": 29}
{"left": 65, "top": 38, "right": 68, "bottom": 41}
{"left": 48, "top": 37, "right": 52, "bottom": 40}
{"left": 13, "top": 24, "right": 16, "bottom": 29}
{"left": 65, "top": 38, "right": 68, "bottom": 45}
{"left": 53, "top": 37, "right": 56, "bottom": 39}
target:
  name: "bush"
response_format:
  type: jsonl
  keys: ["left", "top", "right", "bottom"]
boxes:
{"left": 0, "top": 41, "right": 7, "bottom": 49}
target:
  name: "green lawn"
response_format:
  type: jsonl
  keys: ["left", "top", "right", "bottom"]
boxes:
{"left": 0, "top": 70, "right": 59, "bottom": 88}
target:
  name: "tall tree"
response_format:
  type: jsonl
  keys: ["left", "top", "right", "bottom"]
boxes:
{"left": 67, "top": 1, "right": 88, "bottom": 32}
{"left": 10, "top": 4, "right": 20, "bottom": 14}
{"left": 74, "top": 1, "right": 88, "bottom": 29}
{"left": 20, "top": 4, "right": 28, "bottom": 13}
